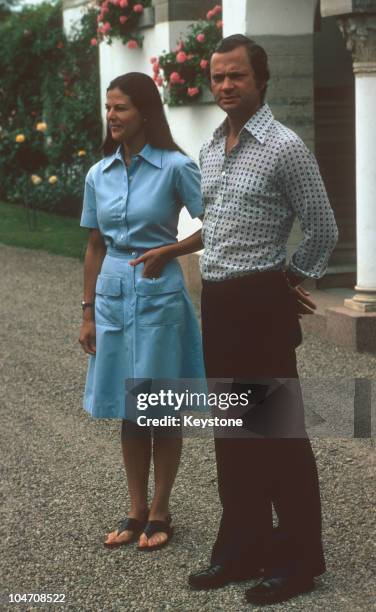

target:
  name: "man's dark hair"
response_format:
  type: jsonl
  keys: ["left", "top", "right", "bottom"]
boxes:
{"left": 210, "top": 34, "right": 270, "bottom": 104}
{"left": 102, "top": 72, "right": 183, "bottom": 156}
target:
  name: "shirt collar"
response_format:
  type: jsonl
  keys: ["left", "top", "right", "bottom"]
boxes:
{"left": 211, "top": 103, "right": 274, "bottom": 146}
{"left": 102, "top": 143, "right": 163, "bottom": 172}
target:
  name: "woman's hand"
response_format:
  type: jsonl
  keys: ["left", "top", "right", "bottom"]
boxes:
{"left": 129, "top": 247, "right": 170, "bottom": 278}
{"left": 79, "top": 320, "right": 96, "bottom": 355}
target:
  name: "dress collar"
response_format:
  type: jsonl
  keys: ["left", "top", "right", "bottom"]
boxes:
{"left": 102, "top": 143, "right": 163, "bottom": 171}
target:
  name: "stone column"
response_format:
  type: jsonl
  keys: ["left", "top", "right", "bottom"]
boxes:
{"left": 337, "top": 15, "right": 376, "bottom": 311}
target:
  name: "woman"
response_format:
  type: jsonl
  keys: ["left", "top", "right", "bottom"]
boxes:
{"left": 79, "top": 73, "right": 205, "bottom": 551}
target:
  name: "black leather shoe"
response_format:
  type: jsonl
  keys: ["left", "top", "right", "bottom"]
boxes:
{"left": 245, "top": 575, "right": 314, "bottom": 605}
{"left": 189, "top": 564, "right": 261, "bottom": 590}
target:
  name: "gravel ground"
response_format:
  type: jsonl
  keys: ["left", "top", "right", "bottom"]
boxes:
{"left": 0, "top": 244, "right": 375, "bottom": 612}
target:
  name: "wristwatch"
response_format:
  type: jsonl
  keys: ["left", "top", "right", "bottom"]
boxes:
{"left": 81, "top": 301, "right": 94, "bottom": 311}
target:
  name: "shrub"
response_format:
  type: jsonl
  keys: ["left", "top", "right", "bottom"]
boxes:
{"left": 0, "top": 2, "right": 101, "bottom": 216}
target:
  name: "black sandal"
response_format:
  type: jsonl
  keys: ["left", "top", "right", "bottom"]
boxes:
{"left": 104, "top": 517, "right": 147, "bottom": 548}
{"left": 137, "top": 515, "right": 173, "bottom": 552}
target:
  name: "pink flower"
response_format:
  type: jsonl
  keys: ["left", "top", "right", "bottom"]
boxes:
{"left": 200, "top": 59, "right": 208, "bottom": 70}
{"left": 156, "top": 76, "right": 163, "bottom": 87}
{"left": 213, "top": 4, "right": 222, "bottom": 14}
{"left": 150, "top": 56, "right": 158, "bottom": 64}
{"left": 102, "top": 22, "right": 111, "bottom": 33}
{"left": 196, "top": 33, "right": 205, "bottom": 43}
{"left": 119, "top": 0, "right": 128, "bottom": 6}
{"left": 207, "top": 9, "right": 214, "bottom": 19}
{"left": 169, "top": 71, "right": 182, "bottom": 84}
{"left": 90, "top": 38, "right": 98, "bottom": 46}
{"left": 133, "top": 3, "right": 144, "bottom": 12}
{"left": 216, "top": 20, "right": 223, "bottom": 29}
{"left": 176, "top": 51, "right": 187, "bottom": 63}
{"left": 127, "top": 39, "right": 138, "bottom": 49}
{"left": 119, "top": 15, "right": 127, "bottom": 24}
{"left": 188, "top": 87, "right": 200, "bottom": 97}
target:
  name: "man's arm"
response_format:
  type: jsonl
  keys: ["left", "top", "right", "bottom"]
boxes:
{"left": 280, "top": 136, "right": 339, "bottom": 282}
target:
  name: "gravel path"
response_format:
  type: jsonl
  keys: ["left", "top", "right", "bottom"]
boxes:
{"left": 0, "top": 244, "right": 375, "bottom": 612}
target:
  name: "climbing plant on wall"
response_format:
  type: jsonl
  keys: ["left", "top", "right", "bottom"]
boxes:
{"left": 151, "top": 4, "right": 222, "bottom": 106}
{"left": 92, "top": 0, "right": 152, "bottom": 49}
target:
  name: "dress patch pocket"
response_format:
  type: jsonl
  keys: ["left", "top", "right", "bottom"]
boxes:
{"left": 135, "top": 276, "right": 184, "bottom": 326}
{"left": 95, "top": 275, "right": 123, "bottom": 329}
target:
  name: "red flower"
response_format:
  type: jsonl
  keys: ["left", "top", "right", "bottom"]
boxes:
{"left": 200, "top": 59, "right": 208, "bottom": 70}
{"left": 216, "top": 20, "right": 223, "bottom": 29}
{"left": 188, "top": 87, "right": 200, "bottom": 97}
{"left": 133, "top": 3, "right": 144, "bottom": 12}
{"left": 119, "top": 15, "right": 127, "bottom": 24}
{"left": 196, "top": 33, "right": 205, "bottom": 43}
{"left": 169, "top": 72, "right": 182, "bottom": 84}
{"left": 127, "top": 39, "right": 139, "bottom": 49}
{"left": 119, "top": 0, "right": 128, "bottom": 6}
{"left": 176, "top": 51, "right": 187, "bottom": 63}
{"left": 207, "top": 9, "right": 214, "bottom": 19}
{"left": 90, "top": 38, "right": 98, "bottom": 46}
{"left": 150, "top": 56, "right": 158, "bottom": 64}
{"left": 102, "top": 22, "right": 111, "bottom": 33}
{"left": 213, "top": 4, "right": 222, "bottom": 14}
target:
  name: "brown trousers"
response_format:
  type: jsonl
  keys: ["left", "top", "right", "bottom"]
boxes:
{"left": 201, "top": 271, "right": 325, "bottom": 578}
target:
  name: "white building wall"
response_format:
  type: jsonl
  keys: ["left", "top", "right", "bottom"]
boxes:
{"left": 63, "top": 0, "right": 89, "bottom": 39}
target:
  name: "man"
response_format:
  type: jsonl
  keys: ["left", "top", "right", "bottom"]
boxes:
{"left": 188, "top": 35, "right": 338, "bottom": 605}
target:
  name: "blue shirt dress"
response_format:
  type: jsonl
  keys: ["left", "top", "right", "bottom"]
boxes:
{"left": 80, "top": 144, "right": 206, "bottom": 418}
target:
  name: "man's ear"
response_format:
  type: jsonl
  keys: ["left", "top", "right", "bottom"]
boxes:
{"left": 256, "top": 79, "right": 266, "bottom": 93}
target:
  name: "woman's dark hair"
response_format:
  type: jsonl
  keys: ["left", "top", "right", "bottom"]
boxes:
{"left": 210, "top": 34, "right": 270, "bottom": 104}
{"left": 102, "top": 72, "right": 183, "bottom": 156}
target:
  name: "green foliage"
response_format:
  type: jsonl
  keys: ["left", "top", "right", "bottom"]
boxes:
{"left": 154, "top": 4, "right": 222, "bottom": 106}
{"left": 94, "top": 0, "right": 151, "bottom": 48}
{"left": 0, "top": 2, "right": 101, "bottom": 216}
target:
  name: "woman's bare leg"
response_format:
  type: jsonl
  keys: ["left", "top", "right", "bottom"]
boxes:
{"left": 105, "top": 419, "right": 151, "bottom": 544}
{"left": 138, "top": 430, "right": 182, "bottom": 548}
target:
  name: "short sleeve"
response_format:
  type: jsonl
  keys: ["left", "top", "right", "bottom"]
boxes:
{"left": 80, "top": 172, "right": 99, "bottom": 229}
{"left": 175, "top": 157, "right": 203, "bottom": 219}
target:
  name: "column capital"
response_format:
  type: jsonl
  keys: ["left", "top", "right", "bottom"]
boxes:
{"left": 337, "top": 14, "right": 376, "bottom": 70}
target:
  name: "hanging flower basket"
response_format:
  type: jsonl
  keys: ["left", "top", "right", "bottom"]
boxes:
{"left": 151, "top": 4, "right": 223, "bottom": 106}
{"left": 92, "top": 0, "right": 153, "bottom": 49}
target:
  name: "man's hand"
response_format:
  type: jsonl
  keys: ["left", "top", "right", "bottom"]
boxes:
{"left": 129, "top": 247, "right": 170, "bottom": 278}
{"left": 79, "top": 320, "right": 96, "bottom": 355}
{"left": 291, "top": 285, "right": 317, "bottom": 317}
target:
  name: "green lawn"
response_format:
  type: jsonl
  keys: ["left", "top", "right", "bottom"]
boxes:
{"left": 0, "top": 201, "right": 88, "bottom": 259}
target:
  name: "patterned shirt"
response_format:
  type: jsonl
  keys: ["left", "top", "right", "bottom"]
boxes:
{"left": 199, "top": 103, "right": 338, "bottom": 281}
